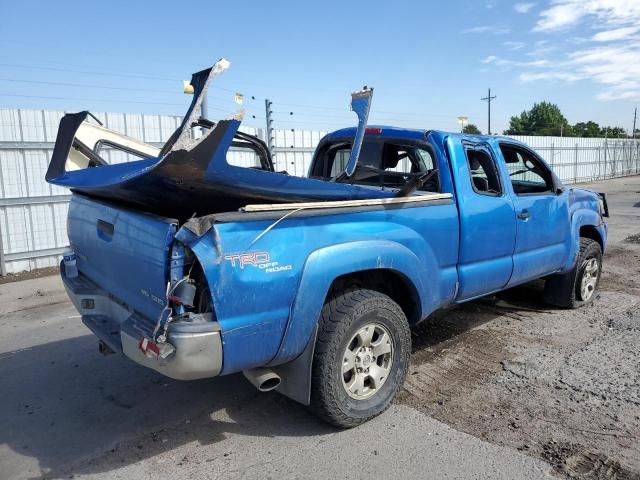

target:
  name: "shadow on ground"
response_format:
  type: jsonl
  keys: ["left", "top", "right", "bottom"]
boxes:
{"left": 0, "top": 333, "right": 333, "bottom": 479}
{"left": 0, "top": 283, "right": 548, "bottom": 479}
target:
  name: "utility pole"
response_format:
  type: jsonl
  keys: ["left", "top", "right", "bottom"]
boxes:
{"left": 633, "top": 107, "right": 637, "bottom": 139}
{"left": 264, "top": 99, "right": 274, "bottom": 156}
{"left": 481, "top": 88, "right": 497, "bottom": 135}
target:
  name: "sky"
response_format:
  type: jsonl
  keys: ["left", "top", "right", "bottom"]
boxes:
{"left": 0, "top": 0, "right": 639, "bottom": 135}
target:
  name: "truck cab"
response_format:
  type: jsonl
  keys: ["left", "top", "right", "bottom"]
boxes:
{"left": 310, "top": 127, "right": 606, "bottom": 301}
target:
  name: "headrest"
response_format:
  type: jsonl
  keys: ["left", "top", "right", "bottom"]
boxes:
{"left": 382, "top": 144, "right": 400, "bottom": 169}
{"left": 469, "top": 152, "right": 482, "bottom": 171}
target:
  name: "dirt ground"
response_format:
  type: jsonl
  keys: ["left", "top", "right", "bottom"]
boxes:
{"left": 399, "top": 176, "right": 640, "bottom": 479}
{"left": 0, "top": 266, "right": 59, "bottom": 285}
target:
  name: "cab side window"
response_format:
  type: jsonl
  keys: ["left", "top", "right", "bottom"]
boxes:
{"left": 500, "top": 144, "right": 553, "bottom": 195}
{"left": 464, "top": 147, "right": 502, "bottom": 195}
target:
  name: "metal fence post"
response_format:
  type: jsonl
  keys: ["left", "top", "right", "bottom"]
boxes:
{"left": 0, "top": 209, "right": 6, "bottom": 276}
{"left": 264, "top": 99, "right": 274, "bottom": 158}
{"left": 574, "top": 142, "right": 578, "bottom": 183}
{"left": 603, "top": 139, "right": 609, "bottom": 179}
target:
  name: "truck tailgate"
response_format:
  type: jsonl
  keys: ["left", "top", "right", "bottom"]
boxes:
{"left": 67, "top": 194, "right": 176, "bottom": 320}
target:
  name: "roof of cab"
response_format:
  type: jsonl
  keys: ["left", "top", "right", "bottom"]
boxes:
{"left": 324, "top": 125, "right": 508, "bottom": 144}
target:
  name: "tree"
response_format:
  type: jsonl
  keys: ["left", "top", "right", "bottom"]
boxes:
{"left": 463, "top": 124, "right": 482, "bottom": 134}
{"left": 504, "top": 101, "right": 572, "bottom": 136}
{"left": 573, "top": 121, "right": 601, "bottom": 138}
{"left": 600, "top": 126, "right": 626, "bottom": 138}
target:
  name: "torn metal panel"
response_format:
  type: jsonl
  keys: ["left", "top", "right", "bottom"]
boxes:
{"left": 170, "top": 58, "right": 231, "bottom": 152}
{"left": 46, "top": 59, "right": 395, "bottom": 220}
{"left": 343, "top": 88, "right": 374, "bottom": 177}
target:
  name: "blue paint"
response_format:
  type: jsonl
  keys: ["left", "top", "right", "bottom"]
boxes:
{"left": 67, "top": 194, "right": 175, "bottom": 321}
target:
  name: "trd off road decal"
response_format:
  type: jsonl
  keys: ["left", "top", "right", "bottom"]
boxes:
{"left": 224, "top": 251, "right": 292, "bottom": 273}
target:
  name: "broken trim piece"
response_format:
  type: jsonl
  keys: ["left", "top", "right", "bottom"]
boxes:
{"left": 343, "top": 88, "right": 374, "bottom": 178}
{"left": 241, "top": 193, "right": 453, "bottom": 212}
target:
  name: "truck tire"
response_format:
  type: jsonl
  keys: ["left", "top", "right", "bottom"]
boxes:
{"left": 544, "top": 237, "right": 602, "bottom": 308}
{"left": 309, "top": 288, "right": 411, "bottom": 428}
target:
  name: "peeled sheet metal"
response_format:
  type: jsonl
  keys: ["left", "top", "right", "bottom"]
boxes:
{"left": 46, "top": 59, "right": 393, "bottom": 219}
{"left": 344, "top": 88, "right": 373, "bottom": 177}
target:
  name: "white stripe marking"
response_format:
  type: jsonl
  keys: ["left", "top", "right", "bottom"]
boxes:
{"left": 242, "top": 193, "right": 453, "bottom": 213}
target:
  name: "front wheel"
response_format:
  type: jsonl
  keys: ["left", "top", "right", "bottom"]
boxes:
{"left": 544, "top": 237, "right": 602, "bottom": 308}
{"left": 309, "top": 288, "right": 411, "bottom": 428}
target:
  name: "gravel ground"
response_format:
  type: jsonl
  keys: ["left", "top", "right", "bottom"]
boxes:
{"left": 399, "top": 176, "right": 640, "bottom": 479}
{"left": 0, "top": 176, "right": 638, "bottom": 479}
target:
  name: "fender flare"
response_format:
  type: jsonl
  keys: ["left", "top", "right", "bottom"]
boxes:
{"left": 270, "top": 239, "right": 431, "bottom": 367}
{"left": 561, "top": 208, "right": 605, "bottom": 272}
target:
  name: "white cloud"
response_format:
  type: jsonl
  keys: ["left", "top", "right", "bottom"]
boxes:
{"left": 504, "top": 40, "right": 527, "bottom": 50}
{"left": 462, "top": 25, "right": 510, "bottom": 35}
{"left": 480, "top": 0, "right": 640, "bottom": 101}
{"left": 534, "top": 3, "right": 584, "bottom": 31}
{"left": 534, "top": 0, "right": 640, "bottom": 32}
{"left": 526, "top": 42, "right": 558, "bottom": 57}
{"left": 597, "top": 89, "right": 640, "bottom": 101}
{"left": 519, "top": 72, "right": 582, "bottom": 82}
{"left": 514, "top": 2, "right": 536, "bottom": 13}
{"left": 481, "top": 55, "right": 549, "bottom": 68}
{"left": 516, "top": 43, "right": 640, "bottom": 101}
{"left": 592, "top": 26, "right": 640, "bottom": 42}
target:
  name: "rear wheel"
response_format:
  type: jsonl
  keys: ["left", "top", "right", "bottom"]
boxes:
{"left": 544, "top": 237, "right": 602, "bottom": 308}
{"left": 309, "top": 288, "right": 411, "bottom": 428}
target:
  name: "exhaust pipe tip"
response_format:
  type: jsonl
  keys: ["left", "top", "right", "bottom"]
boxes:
{"left": 98, "top": 340, "right": 115, "bottom": 356}
{"left": 243, "top": 368, "right": 281, "bottom": 392}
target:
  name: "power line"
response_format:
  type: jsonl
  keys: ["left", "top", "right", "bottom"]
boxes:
{"left": 0, "top": 77, "right": 175, "bottom": 94}
{"left": 0, "top": 62, "right": 179, "bottom": 81}
{"left": 0, "top": 77, "right": 244, "bottom": 105}
{"left": 0, "top": 93, "right": 237, "bottom": 110}
{"left": 0, "top": 62, "right": 471, "bottom": 122}
{"left": 0, "top": 63, "right": 498, "bottom": 131}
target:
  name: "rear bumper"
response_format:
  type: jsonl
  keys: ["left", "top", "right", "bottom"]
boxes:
{"left": 62, "top": 265, "right": 223, "bottom": 380}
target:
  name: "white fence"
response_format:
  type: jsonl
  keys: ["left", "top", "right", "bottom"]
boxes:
{"left": 0, "top": 108, "right": 638, "bottom": 274}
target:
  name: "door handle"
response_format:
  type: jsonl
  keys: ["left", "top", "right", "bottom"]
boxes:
{"left": 517, "top": 211, "right": 530, "bottom": 220}
{"left": 97, "top": 219, "right": 114, "bottom": 241}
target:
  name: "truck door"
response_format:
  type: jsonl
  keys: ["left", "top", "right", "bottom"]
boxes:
{"left": 450, "top": 139, "right": 517, "bottom": 300}
{"left": 497, "top": 142, "right": 571, "bottom": 286}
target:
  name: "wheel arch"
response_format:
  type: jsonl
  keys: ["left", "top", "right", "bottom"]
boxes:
{"left": 561, "top": 208, "right": 607, "bottom": 272}
{"left": 270, "top": 240, "right": 430, "bottom": 367}
{"left": 579, "top": 224, "right": 604, "bottom": 251}
{"left": 326, "top": 268, "right": 421, "bottom": 326}
{"left": 271, "top": 268, "right": 420, "bottom": 408}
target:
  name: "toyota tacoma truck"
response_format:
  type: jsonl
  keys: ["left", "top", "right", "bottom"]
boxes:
{"left": 46, "top": 59, "right": 608, "bottom": 427}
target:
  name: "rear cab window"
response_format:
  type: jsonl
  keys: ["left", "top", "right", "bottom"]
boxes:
{"left": 312, "top": 138, "right": 440, "bottom": 193}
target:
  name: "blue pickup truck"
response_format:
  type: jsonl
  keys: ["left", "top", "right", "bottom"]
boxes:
{"left": 47, "top": 61, "right": 608, "bottom": 427}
